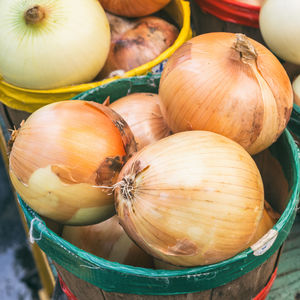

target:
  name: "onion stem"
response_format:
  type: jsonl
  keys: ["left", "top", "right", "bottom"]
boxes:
{"left": 234, "top": 33, "right": 257, "bottom": 62}
{"left": 24, "top": 5, "right": 46, "bottom": 25}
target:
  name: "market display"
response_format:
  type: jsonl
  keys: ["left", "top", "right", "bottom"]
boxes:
{"left": 2, "top": 0, "right": 299, "bottom": 296}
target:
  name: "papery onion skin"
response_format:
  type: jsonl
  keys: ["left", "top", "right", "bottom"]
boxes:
{"left": 115, "top": 131, "right": 264, "bottom": 266}
{"left": 62, "top": 215, "right": 153, "bottom": 267}
{"left": 247, "top": 201, "right": 279, "bottom": 247}
{"left": 98, "top": 0, "right": 171, "bottom": 17}
{"left": 159, "top": 32, "right": 293, "bottom": 155}
{"left": 293, "top": 75, "right": 300, "bottom": 107}
{"left": 105, "top": 12, "right": 136, "bottom": 42}
{"left": 110, "top": 93, "right": 171, "bottom": 150}
{"left": 9, "top": 100, "right": 136, "bottom": 225}
{"left": 98, "top": 16, "right": 179, "bottom": 79}
{"left": 260, "top": 0, "right": 300, "bottom": 65}
{"left": 0, "top": 0, "right": 110, "bottom": 89}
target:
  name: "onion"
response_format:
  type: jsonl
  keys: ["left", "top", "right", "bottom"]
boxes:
{"left": 248, "top": 201, "right": 279, "bottom": 246}
{"left": 259, "top": 0, "right": 300, "bottom": 65}
{"left": 293, "top": 75, "right": 300, "bottom": 106}
{"left": 9, "top": 100, "right": 136, "bottom": 225}
{"left": 159, "top": 32, "right": 293, "bottom": 155}
{"left": 115, "top": 131, "right": 264, "bottom": 266}
{"left": 0, "top": 0, "right": 110, "bottom": 89}
{"left": 98, "top": 0, "right": 171, "bottom": 18}
{"left": 109, "top": 93, "right": 171, "bottom": 150}
{"left": 105, "top": 12, "right": 136, "bottom": 42}
{"left": 98, "top": 16, "right": 179, "bottom": 79}
{"left": 62, "top": 215, "right": 153, "bottom": 267}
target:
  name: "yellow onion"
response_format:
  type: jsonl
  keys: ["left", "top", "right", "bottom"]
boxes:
{"left": 109, "top": 93, "right": 171, "bottom": 150}
{"left": 9, "top": 100, "right": 136, "bottom": 225}
{"left": 105, "top": 12, "right": 136, "bottom": 42}
{"left": 0, "top": 0, "right": 110, "bottom": 89}
{"left": 260, "top": 0, "right": 300, "bottom": 65}
{"left": 98, "top": 16, "right": 179, "bottom": 79}
{"left": 98, "top": 0, "right": 171, "bottom": 18}
{"left": 293, "top": 75, "right": 300, "bottom": 106}
{"left": 247, "top": 201, "right": 280, "bottom": 246}
{"left": 115, "top": 131, "right": 264, "bottom": 266}
{"left": 159, "top": 32, "right": 293, "bottom": 155}
{"left": 62, "top": 215, "right": 153, "bottom": 267}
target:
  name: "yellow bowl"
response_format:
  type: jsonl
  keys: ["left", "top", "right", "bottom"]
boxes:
{"left": 0, "top": 0, "right": 192, "bottom": 113}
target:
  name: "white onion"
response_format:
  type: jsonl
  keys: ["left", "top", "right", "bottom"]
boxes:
{"left": 259, "top": 0, "right": 300, "bottom": 64}
{"left": 0, "top": 0, "right": 111, "bottom": 89}
{"left": 293, "top": 75, "right": 300, "bottom": 106}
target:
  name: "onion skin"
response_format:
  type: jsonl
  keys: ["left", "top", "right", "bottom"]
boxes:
{"left": 105, "top": 12, "right": 136, "bottom": 42}
{"left": 260, "top": 0, "right": 300, "bottom": 65}
{"left": 293, "top": 75, "right": 300, "bottom": 107}
{"left": 115, "top": 131, "right": 264, "bottom": 266}
{"left": 62, "top": 215, "right": 153, "bottom": 267}
{"left": 159, "top": 32, "right": 293, "bottom": 155}
{"left": 0, "top": 0, "right": 111, "bottom": 89}
{"left": 9, "top": 100, "right": 136, "bottom": 225}
{"left": 99, "top": 16, "right": 179, "bottom": 79}
{"left": 98, "top": 0, "right": 171, "bottom": 17}
{"left": 247, "top": 201, "right": 279, "bottom": 247}
{"left": 110, "top": 93, "right": 171, "bottom": 150}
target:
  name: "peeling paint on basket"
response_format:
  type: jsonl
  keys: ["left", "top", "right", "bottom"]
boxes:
{"left": 251, "top": 229, "right": 278, "bottom": 256}
{"left": 151, "top": 59, "right": 168, "bottom": 74}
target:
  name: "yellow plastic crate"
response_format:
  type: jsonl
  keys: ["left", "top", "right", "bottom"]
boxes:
{"left": 0, "top": 0, "right": 191, "bottom": 113}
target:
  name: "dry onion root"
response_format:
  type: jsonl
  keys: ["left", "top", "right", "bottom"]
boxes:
{"left": 109, "top": 93, "right": 171, "bottom": 150}
{"left": 115, "top": 131, "right": 264, "bottom": 267}
{"left": 159, "top": 32, "right": 293, "bottom": 155}
{"left": 9, "top": 100, "right": 136, "bottom": 225}
{"left": 98, "top": 0, "right": 171, "bottom": 18}
{"left": 62, "top": 215, "right": 153, "bottom": 267}
{"left": 98, "top": 16, "right": 179, "bottom": 79}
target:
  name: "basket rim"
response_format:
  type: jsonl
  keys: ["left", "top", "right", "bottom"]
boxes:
{"left": 19, "top": 127, "right": 300, "bottom": 278}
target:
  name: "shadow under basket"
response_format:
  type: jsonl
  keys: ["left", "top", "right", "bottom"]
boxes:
{"left": 18, "top": 75, "right": 299, "bottom": 299}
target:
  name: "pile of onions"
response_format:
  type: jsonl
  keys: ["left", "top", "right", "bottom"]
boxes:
{"left": 109, "top": 93, "right": 171, "bottom": 150}
{"left": 98, "top": 0, "right": 171, "bottom": 17}
{"left": 159, "top": 32, "right": 293, "bottom": 155}
{"left": 99, "top": 16, "right": 179, "bottom": 79}
{"left": 9, "top": 100, "right": 136, "bottom": 225}
{"left": 115, "top": 131, "right": 264, "bottom": 266}
{"left": 260, "top": 0, "right": 300, "bottom": 65}
{"left": 62, "top": 215, "right": 153, "bottom": 267}
{"left": 293, "top": 75, "right": 300, "bottom": 106}
{"left": 0, "top": 0, "right": 110, "bottom": 89}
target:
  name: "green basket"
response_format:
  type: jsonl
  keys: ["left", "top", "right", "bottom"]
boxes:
{"left": 288, "top": 104, "right": 300, "bottom": 141}
{"left": 18, "top": 74, "right": 300, "bottom": 295}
